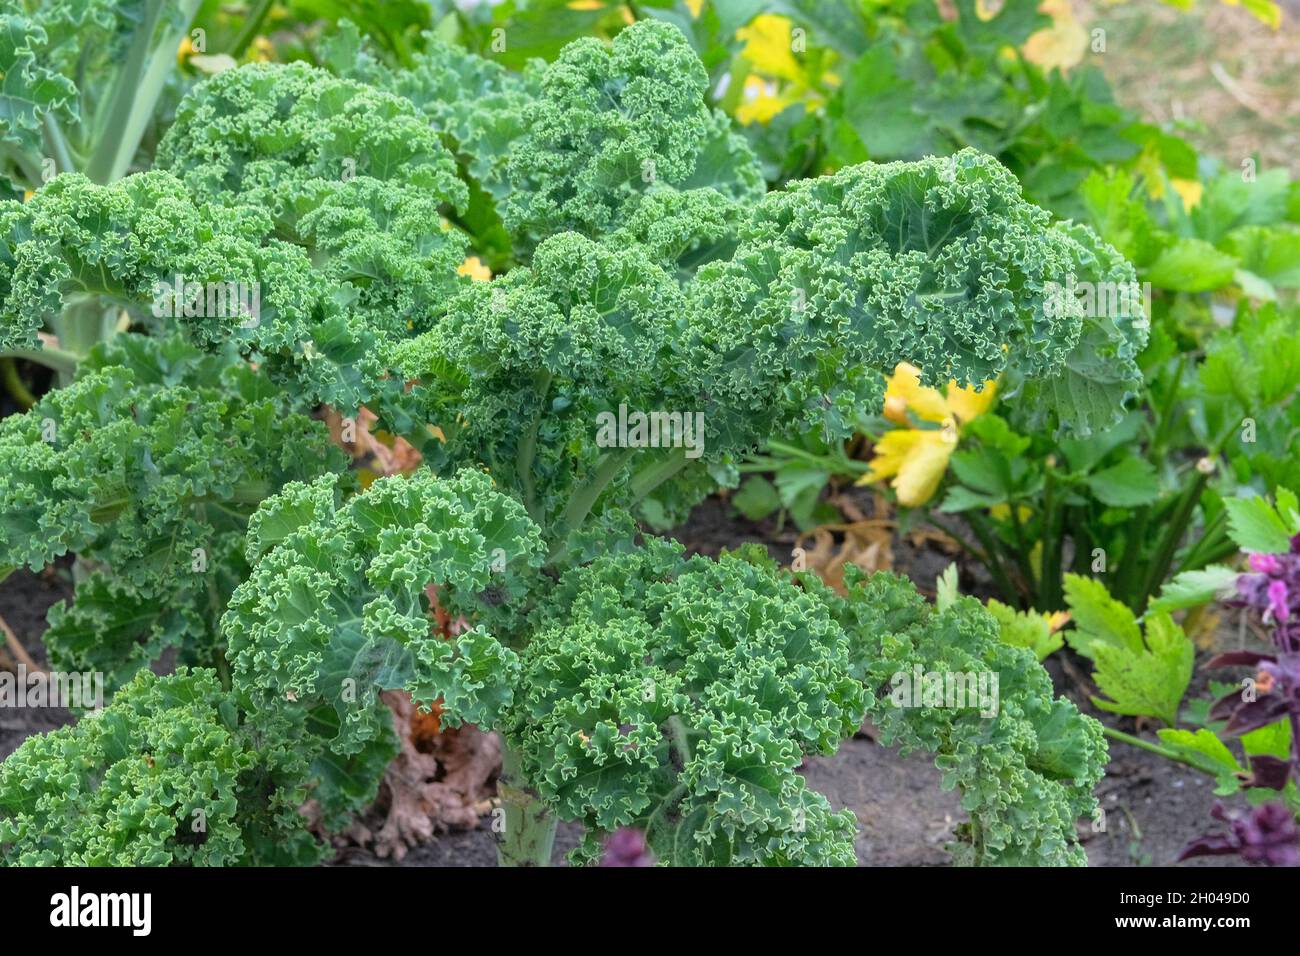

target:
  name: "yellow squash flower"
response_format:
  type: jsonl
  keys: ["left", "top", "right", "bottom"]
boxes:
{"left": 731, "top": 14, "right": 824, "bottom": 125}
{"left": 858, "top": 362, "right": 997, "bottom": 507}
{"left": 457, "top": 256, "right": 492, "bottom": 282}
{"left": 735, "top": 76, "right": 801, "bottom": 125}
{"left": 736, "top": 15, "right": 804, "bottom": 83}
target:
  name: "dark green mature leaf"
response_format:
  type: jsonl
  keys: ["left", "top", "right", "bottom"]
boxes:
{"left": 0, "top": 668, "right": 323, "bottom": 866}
{"left": 226, "top": 468, "right": 545, "bottom": 755}
{"left": 0, "top": 334, "right": 345, "bottom": 696}
{"left": 511, "top": 540, "right": 867, "bottom": 866}
{"left": 1083, "top": 456, "right": 1159, "bottom": 508}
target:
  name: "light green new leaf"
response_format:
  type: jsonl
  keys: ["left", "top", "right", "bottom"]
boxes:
{"left": 1241, "top": 720, "right": 1292, "bottom": 760}
{"left": 1156, "top": 727, "right": 1244, "bottom": 792}
{"left": 935, "top": 563, "right": 960, "bottom": 612}
{"left": 1143, "top": 237, "right": 1238, "bottom": 292}
{"left": 1090, "top": 613, "right": 1192, "bottom": 726}
{"left": 986, "top": 598, "right": 1065, "bottom": 661}
{"left": 1062, "top": 572, "right": 1142, "bottom": 658}
{"left": 1148, "top": 565, "right": 1238, "bottom": 614}
{"left": 1224, "top": 491, "right": 1300, "bottom": 553}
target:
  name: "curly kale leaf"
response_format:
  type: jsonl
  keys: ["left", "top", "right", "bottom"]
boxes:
{"left": 0, "top": 333, "right": 345, "bottom": 695}
{"left": 686, "top": 149, "right": 1127, "bottom": 444}
{"left": 0, "top": 14, "right": 76, "bottom": 181}
{"left": 819, "top": 569, "right": 1106, "bottom": 866}
{"left": 509, "top": 541, "right": 867, "bottom": 866}
{"left": 0, "top": 1, "right": 199, "bottom": 191}
{"left": 1007, "top": 221, "right": 1149, "bottom": 437}
{"left": 502, "top": 20, "right": 764, "bottom": 245}
{"left": 390, "top": 232, "right": 695, "bottom": 534}
{"left": 148, "top": 63, "right": 465, "bottom": 407}
{"left": 225, "top": 468, "right": 545, "bottom": 756}
{"left": 326, "top": 23, "right": 542, "bottom": 203}
{"left": 156, "top": 61, "right": 465, "bottom": 218}
{"left": 393, "top": 149, "right": 1136, "bottom": 545}
{"left": 0, "top": 171, "right": 209, "bottom": 351}
{"left": 4, "top": 63, "right": 470, "bottom": 405}
{"left": 0, "top": 668, "right": 322, "bottom": 866}
{"left": 609, "top": 186, "right": 750, "bottom": 283}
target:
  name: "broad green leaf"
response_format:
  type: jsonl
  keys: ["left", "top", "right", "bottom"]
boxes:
{"left": 731, "top": 474, "right": 781, "bottom": 521}
{"left": 1063, "top": 572, "right": 1142, "bottom": 657}
{"left": 1090, "top": 612, "right": 1192, "bottom": 726}
{"left": 1148, "top": 565, "right": 1238, "bottom": 614}
{"left": 1157, "top": 727, "right": 1244, "bottom": 791}
{"left": 1083, "top": 456, "right": 1159, "bottom": 507}
{"left": 1222, "top": 225, "right": 1300, "bottom": 291}
{"left": 1224, "top": 493, "right": 1299, "bottom": 553}
{"left": 1143, "top": 238, "right": 1238, "bottom": 292}
{"left": 1241, "top": 720, "right": 1292, "bottom": 759}
{"left": 939, "top": 485, "right": 1007, "bottom": 513}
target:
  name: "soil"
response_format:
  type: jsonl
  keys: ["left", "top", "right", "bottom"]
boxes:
{"left": 0, "top": 498, "right": 1249, "bottom": 868}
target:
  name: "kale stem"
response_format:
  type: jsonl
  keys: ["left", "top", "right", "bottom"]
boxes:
{"left": 516, "top": 370, "right": 552, "bottom": 523}
{"left": 0, "top": 345, "right": 81, "bottom": 377}
{"left": 550, "top": 447, "right": 638, "bottom": 551}
{"left": 42, "top": 113, "right": 75, "bottom": 179}
{"left": 495, "top": 744, "right": 559, "bottom": 867}
{"left": 628, "top": 447, "right": 692, "bottom": 502}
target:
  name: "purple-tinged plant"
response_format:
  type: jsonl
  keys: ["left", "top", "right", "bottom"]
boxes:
{"left": 1233, "top": 534, "right": 1300, "bottom": 652}
{"left": 599, "top": 828, "right": 655, "bottom": 868}
{"left": 1206, "top": 534, "right": 1300, "bottom": 785}
{"left": 1178, "top": 800, "right": 1300, "bottom": 867}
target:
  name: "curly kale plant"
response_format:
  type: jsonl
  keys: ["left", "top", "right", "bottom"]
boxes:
{"left": 0, "top": 19, "right": 1129, "bottom": 867}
